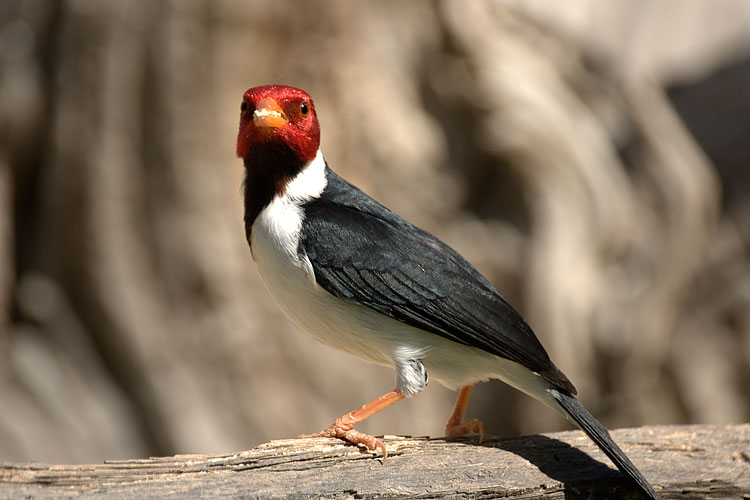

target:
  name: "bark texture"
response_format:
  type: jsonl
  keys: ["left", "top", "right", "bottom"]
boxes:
{"left": 2, "top": 424, "right": 749, "bottom": 499}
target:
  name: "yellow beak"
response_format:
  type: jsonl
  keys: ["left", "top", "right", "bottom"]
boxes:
{"left": 253, "top": 97, "right": 287, "bottom": 128}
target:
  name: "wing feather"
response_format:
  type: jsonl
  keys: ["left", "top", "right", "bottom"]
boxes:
{"left": 299, "top": 169, "right": 575, "bottom": 393}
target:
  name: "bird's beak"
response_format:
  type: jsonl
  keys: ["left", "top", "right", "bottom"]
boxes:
{"left": 253, "top": 97, "right": 287, "bottom": 128}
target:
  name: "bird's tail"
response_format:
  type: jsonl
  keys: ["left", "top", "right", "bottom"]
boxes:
{"left": 549, "top": 389, "right": 661, "bottom": 500}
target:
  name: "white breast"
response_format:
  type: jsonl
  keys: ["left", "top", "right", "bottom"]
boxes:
{"left": 249, "top": 151, "right": 556, "bottom": 404}
{"left": 250, "top": 150, "right": 426, "bottom": 369}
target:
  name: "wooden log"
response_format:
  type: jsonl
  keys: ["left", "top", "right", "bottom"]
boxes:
{"left": 1, "top": 424, "right": 748, "bottom": 499}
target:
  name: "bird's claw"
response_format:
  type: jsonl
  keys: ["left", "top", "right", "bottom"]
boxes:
{"left": 444, "top": 417, "right": 486, "bottom": 444}
{"left": 300, "top": 419, "right": 389, "bottom": 459}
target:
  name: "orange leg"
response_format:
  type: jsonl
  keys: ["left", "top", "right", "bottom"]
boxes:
{"left": 444, "top": 384, "right": 485, "bottom": 443}
{"left": 301, "top": 389, "right": 405, "bottom": 458}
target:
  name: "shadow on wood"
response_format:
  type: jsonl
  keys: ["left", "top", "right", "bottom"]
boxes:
{"left": 1, "top": 424, "right": 748, "bottom": 498}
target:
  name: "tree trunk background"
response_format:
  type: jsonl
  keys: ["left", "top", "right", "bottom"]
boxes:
{"left": 1, "top": 0, "right": 749, "bottom": 464}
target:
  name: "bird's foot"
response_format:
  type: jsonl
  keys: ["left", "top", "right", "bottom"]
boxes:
{"left": 300, "top": 417, "right": 388, "bottom": 458}
{"left": 444, "top": 418, "right": 486, "bottom": 443}
{"left": 299, "top": 389, "right": 404, "bottom": 460}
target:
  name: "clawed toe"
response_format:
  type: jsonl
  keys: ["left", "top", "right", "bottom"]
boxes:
{"left": 444, "top": 417, "right": 486, "bottom": 443}
{"left": 301, "top": 424, "right": 388, "bottom": 458}
{"left": 342, "top": 429, "right": 388, "bottom": 458}
{"left": 296, "top": 389, "right": 404, "bottom": 460}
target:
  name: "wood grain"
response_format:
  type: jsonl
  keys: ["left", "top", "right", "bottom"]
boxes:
{"left": 2, "top": 424, "right": 748, "bottom": 499}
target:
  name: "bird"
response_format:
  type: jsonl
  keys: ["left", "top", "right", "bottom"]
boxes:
{"left": 237, "top": 84, "right": 661, "bottom": 500}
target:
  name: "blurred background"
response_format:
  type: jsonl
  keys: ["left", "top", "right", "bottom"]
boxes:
{"left": 1, "top": 0, "right": 749, "bottom": 464}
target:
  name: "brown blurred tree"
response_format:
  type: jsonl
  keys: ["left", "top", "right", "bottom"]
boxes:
{"left": 0, "top": 0, "right": 748, "bottom": 464}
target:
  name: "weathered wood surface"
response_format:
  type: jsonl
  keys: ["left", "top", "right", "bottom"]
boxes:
{"left": 1, "top": 424, "right": 748, "bottom": 499}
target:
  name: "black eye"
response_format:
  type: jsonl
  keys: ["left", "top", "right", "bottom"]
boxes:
{"left": 299, "top": 101, "right": 310, "bottom": 117}
{"left": 241, "top": 101, "right": 248, "bottom": 113}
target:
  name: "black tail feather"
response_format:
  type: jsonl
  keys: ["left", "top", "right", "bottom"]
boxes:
{"left": 550, "top": 389, "right": 661, "bottom": 500}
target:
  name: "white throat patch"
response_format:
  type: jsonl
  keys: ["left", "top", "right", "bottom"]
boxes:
{"left": 285, "top": 149, "right": 327, "bottom": 201}
{"left": 250, "top": 149, "right": 326, "bottom": 271}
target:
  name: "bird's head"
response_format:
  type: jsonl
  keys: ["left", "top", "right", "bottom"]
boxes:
{"left": 236, "top": 85, "right": 321, "bottom": 166}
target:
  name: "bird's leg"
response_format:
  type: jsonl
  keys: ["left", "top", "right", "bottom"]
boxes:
{"left": 301, "top": 388, "right": 405, "bottom": 458}
{"left": 444, "top": 384, "right": 485, "bottom": 442}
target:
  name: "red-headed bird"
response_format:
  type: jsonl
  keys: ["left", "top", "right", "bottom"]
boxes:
{"left": 237, "top": 85, "right": 660, "bottom": 500}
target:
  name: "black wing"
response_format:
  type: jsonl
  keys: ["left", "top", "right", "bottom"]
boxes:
{"left": 299, "top": 168, "right": 575, "bottom": 394}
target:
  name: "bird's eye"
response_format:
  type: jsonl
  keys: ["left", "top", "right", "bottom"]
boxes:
{"left": 299, "top": 101, "right": 310, "bottom": 118}
{"left": 241, "top": 101, "right": 248, "bottom": 113}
